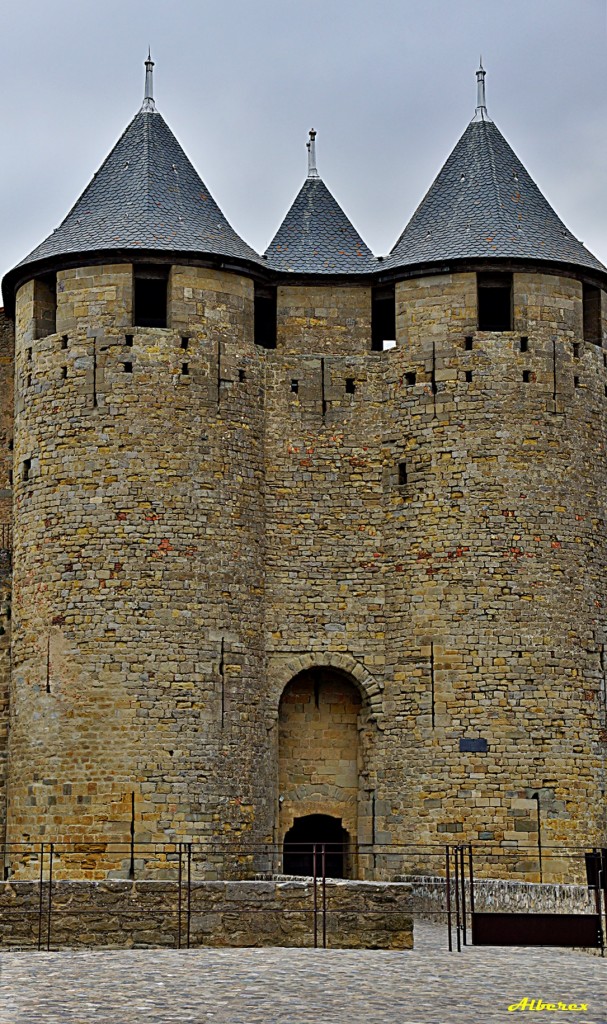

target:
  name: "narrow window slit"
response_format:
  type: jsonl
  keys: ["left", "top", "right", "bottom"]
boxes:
{"left": 465, "top": 370, "right": 473, "bottom": 382}
{"left": 522, "top": 370, "right": 531, "bottom": 383}
{"left": 345, "top": 378, "right": 356, "bottom": 394}
{"left": 290, "top": 379, "right": 299, "bottom": 394}
{"left": 520, "top": 336, "right": 528, "bottom": 352}
{"left": 573, "top": 343, "right": 580, "bottom": 359}
{"left": 398, "top": 461, "right": 408, "bottom": 486}
{"left": 60, "top": 367, "right": 67, "bottom": 380}
{"left": 181, "top": 363, "right": 189, "bottom": 376}
{"left": 22, "top": 459, "right": 31, "bottom": 481}
{"left": 125, "top": 335, "right": 134, "bottom": 347}
{"left": 574, "top": 376, "right": 580, "bottom": 389}
{"left": 61, "top": 336, "right": 68, "bottom": 350}
{"left": 181, "top": 337, "right": 189, "bottom": 350}
{"left": 238, "top": 369, "right": 246, "bottom": 383}
{"left": 465, "top": 337, "right": 473, "bottom": 350}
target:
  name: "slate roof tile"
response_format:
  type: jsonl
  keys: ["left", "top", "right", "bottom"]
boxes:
{"left": 385, "top": 119, "right": 606, "bottom": 275}
{"left": 264, "top": 177, "right": 377, "bottom": 274}
{"left": 14, "top": 109, "right": 262, "bottom": 272}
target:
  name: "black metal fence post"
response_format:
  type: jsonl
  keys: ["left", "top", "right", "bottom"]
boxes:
{"left": 37, "top": 842, "right": 44, "bottom": 951}
{"left": 460, "top": 845, "right": 467, "bottom": 946}
{"left": 186, "top": 843, "right": 192, "bottom": 950}
{"left": 46, "top": 843, "right": 53, "bottom": 951}
{"left": 177, "top": 842, "right": 182, "bottom": 949}
{"left": 453, "top": 845, "right": 461, "bottom": 952}
{"left": 321, "top": 843, "right": 327, "bottom": 949}
{"left": 468, "top": 843, "right": 475, "bottom": 917}
{"left": 445, "top": 845, "right": 452, "bottom": 951}
{"left": 312, "top": 843, "right": 318, "bottom": 948}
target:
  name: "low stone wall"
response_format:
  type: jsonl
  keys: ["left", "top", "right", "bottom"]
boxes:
{"left": 395, "top": 876, "right": 597, "bottom": 921}
{"left": 0, "top": 879, "right": 414, "bottom": 950}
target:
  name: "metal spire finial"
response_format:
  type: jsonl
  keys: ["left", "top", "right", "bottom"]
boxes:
{"left": 142, "top": 50, "right": 156, "bottom": 113}
{"left": 306, "top": 129, "right": 319, "bottom": 178}
{"left": 472, "top": 57, "right": 492, "bottom": 123}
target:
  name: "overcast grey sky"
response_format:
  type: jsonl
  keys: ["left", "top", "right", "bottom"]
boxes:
{"left": 1, "top": 0, "right": 606, "bottom": 284}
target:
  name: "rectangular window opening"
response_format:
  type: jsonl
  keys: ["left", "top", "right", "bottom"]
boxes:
{"left": 520, "top": 336, "right": 528, "bottom": 352}
{"left": 238, "top": 368, "right": 246, "bottom": 383}
{"left": 60, "top": 366, "right": 67, "bottom": 380}
{"left": 290, "top": 379, "right": 299, "bottom": 394}
{"left": 398, "top": 461, "right": 408, "bottom": 486}
{"left": 181, "top": 363, "right": 189, "bottom": 376}
{"left": 181, "top": 336, "right": 189, "bottom": 350}
{"left": 573, "top": 342, "right": 580, "bottom": 359}
{"left": 465, "top": 370, "right": 473, "bottom": 382}
{"left": 574, "top": 375, "right": 580, "bottom": 389}
{"left": 371, "top": 284, "right": 396, "bottom": 351}
{"left": 125, "top": 334, "right": 134, "bottom": 347}
{"left": 133, "top": 265, "right": 169, "bottom": 328}
{"left": 464, "top": 336, "right": 474, "bottom": 350}
{"left": 583, "top": 283, "right": 602, "bottom": 345}
{"left": 254, "top": 285, "right": 277, "bottom": 348}
{"left": 522, "top": 370, "right": 531, "bottom": 383}
{"left": 477, "top": 272, "right": 513, "bottom": 331}
{"left": 405, "top": 371, "right": 416, "bottom": 386}
{"left": 124, "top": 362, "right": 133, "bottom": 374}
{"left": 33, "top": 274, "right": 57, "bottom": 340}
{"left": 22, "top": 459, "right": 31, "bottom": 481}
{"left": 345, "top": 377, "right": 356, "bottom": 394}
{"left": 61, "top": 335, "right": 68, "bottom": 350}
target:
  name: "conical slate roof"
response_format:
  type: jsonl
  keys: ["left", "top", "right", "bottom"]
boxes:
{"left": 386, "top": 78, "right": 606, "bottom": 276}
{"left": 265, "top": 132, "right": 376, "bottom": 273}
{"left": 11, "top": 88, "right": 260, "bottom": 276}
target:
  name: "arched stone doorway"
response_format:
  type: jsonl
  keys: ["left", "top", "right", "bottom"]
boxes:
{"left": 283, "top": 814, "right": 349, "bottom": 878}
{"left": 278, "top": 667, "right": 363, "bottom": 874}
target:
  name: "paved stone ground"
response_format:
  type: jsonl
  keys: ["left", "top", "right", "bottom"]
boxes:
{"left": 0, "top": 922, "right": 605, "bottom": 1024}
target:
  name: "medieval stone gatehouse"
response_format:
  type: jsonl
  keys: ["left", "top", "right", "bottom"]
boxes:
{"left": 0, "top": 59, "right": 605, "bottom": 881}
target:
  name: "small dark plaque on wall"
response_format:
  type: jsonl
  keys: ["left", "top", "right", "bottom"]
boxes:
{"left": 460, "top": 738, "right": 488, "bottom": 753}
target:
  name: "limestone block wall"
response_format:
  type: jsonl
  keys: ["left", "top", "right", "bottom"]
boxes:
{"left": 7, "top": 263, "right": 269, "bottom": 878}
{"left": 0, "top": 878, "right": 414, "bottom": 950}
{"left": 277, "top": 284, "right": 372, "bottom": 355}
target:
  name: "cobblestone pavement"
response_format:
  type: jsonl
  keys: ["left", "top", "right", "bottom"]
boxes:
{"left": 0, "top": 923, "right": 606, "bottom": 1024}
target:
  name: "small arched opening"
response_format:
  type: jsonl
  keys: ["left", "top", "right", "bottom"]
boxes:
{"left": 278, "top": 666, "right": 365, "bottom": 876}
{"left": 283, "top": 814, "right": 349, "bottom": 878}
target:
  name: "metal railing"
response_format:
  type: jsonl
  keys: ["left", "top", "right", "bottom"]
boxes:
{"left": 1, "top": 839, "right": 605, "bottom": 952}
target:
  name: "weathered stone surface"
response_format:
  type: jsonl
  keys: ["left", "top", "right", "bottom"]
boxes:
{"left": 1, "top": 264, "right": 607, "bottom": 886}
{"left": 0, "top": 878, "right": 414, "bottom": 950}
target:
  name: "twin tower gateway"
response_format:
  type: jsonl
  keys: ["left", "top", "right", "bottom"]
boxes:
{"left": 0, "top": 59, "right": 606, "bottom": 882}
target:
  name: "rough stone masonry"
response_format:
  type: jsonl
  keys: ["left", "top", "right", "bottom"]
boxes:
{"left": 0, "top": 60, "right": 606, "bottom": 904}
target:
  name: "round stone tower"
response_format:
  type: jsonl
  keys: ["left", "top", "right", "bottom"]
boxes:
{"left": 2, "top": 59, "right": 272, "bottom": 878}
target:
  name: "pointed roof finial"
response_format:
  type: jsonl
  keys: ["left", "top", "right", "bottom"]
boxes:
{"left": 472, "top": 57, "right": 491, "bottom": 123}
{"left": 142, "top": 49, "right": 156, "bottom": 113}
{"left": 306, "top": 129, "right": 319, "bottom": 178}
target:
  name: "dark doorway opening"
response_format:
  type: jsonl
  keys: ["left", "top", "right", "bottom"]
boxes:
{"left": 283, "top": 814, "right": 349, "bottom": 878}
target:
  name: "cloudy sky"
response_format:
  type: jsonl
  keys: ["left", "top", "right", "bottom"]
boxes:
{"left": 1, "top": 0, "right": 606, "bottom": 284}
